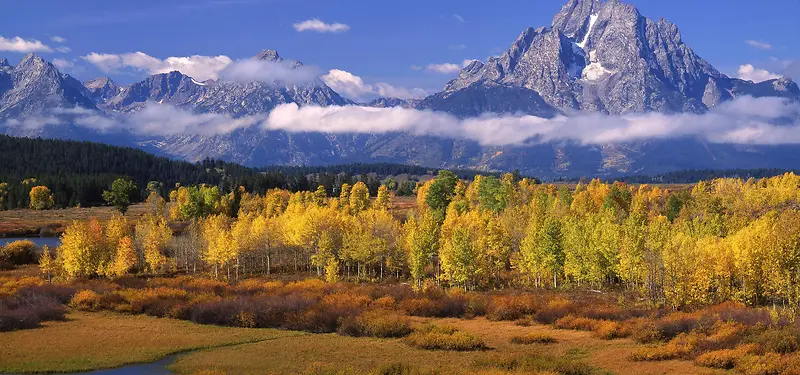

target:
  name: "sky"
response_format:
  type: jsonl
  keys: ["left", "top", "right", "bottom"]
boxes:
{"left": 2, "top": 0, "right": 800, "bottom": 101}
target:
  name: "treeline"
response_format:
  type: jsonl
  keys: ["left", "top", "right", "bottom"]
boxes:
{"left": 43, "top": 171, "right": 800, "bottom": 310}
{"left": 0, "top": 135, "right": 482, "bottom": 209}
{"left": 261, "top": 163, "right": 517, "bottom": 181}
{"left": 569, "top": 168, "right": 800, "bottom": 184}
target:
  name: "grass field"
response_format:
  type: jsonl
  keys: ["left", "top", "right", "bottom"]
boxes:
{"left": 0, "top": 311, "right": 303, "bottom": 373}
{"left": 0, "top": 309, "right": 725, "bottom": 375}
{"left": 171, "top": 316, "right": 724, "bottom": 375}
{"left": 0, "top": 204, "right": 153, "bottom": 237}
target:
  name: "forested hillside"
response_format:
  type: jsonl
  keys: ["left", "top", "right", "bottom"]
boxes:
{"left": 0, "top": 135, "right": 495, "bottom": 209}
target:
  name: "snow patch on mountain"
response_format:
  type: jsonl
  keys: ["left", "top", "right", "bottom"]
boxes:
{"left": 576, "top": 13, "right": 598, "bottom": 49}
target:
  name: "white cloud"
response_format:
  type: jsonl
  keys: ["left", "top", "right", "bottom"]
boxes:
{"left": 738, "top": 64, "right": 782, "bottom": 83}
{"left": 293, "top": 18, "right": 350, "bottom": 33}
{"left": 262, "top": 96, "right": 800, "bottom": 146}
{"left": 82, "top": 52, "right": 233, "bottom": 81}
{"left": 0, "top": 36, "right": 52, "bottom": 53}
{"left": 51, "top": 36, "right": 67, "bottom": 43}
{"left": 322, "top": 69, "right": 428, "bottom": 101}
{"left": 218, "top": 59, "right": 319, "bottom": 84}
{"left": 52, "top": 58, "right": 74, "bottom": 71}
{"left": 56, "top": 46, "right": 71, "bottom": 53}
{"left": 453, "top": 14, "right": 465, "bottom": 23}
{"left": 745, "top": 40, "right": 772, "bottom": 50}
{"left": 426, "top": 63, "right": 461, "bottom": 74}
{"left": 11, "top": 97, "right": 800, "bottom": 146}
{"left": 425, "top": 60, "right": 477, "bottom": 74}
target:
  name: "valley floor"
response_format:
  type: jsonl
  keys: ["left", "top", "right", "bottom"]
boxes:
{"left": 0, "top": 310, "right": 723, "bottom": 375}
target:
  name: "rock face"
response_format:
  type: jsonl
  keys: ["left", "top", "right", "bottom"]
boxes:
{"left": 3, "top": 1, "right": 800, "bottom": 178}
{"left": 84, "top": 77, "right": 122, "bottom": 103}
{"left": 444, "top": 0, "right": 793, "bottom": 115}
{"left": 0, "top": 54, "right": 96, "bottom": 119}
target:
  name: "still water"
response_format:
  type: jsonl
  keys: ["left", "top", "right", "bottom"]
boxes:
{"left": 1, "top": 237, "right": 61, "bottom": 248}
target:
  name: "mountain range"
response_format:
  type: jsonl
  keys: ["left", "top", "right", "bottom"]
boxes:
{"left": 2, "top": 0, "right": 800, "bottom": 178}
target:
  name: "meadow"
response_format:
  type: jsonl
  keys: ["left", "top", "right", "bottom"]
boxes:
{"left": 4, "top": 172, "right": 800, "bottom": 374}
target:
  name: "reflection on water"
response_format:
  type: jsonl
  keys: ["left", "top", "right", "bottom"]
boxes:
{"left": 1, "top": 237, "right": 61, "bottom": 248}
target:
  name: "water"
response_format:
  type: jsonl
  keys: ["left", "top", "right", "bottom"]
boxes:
{"left": 5, "top": 355, "right": 176, "bottom": 375}
{"left": 61, "top": 355, "right": 176, "bottom": 375}
{"left": 1, "top": 237, "right": 61, "bottom": 248}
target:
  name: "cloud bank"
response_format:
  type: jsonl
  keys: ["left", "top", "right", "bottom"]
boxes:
{"left": 0, "top": 36, "right": 52, "bottom": 53}
{"left": 83, "top": 52, "right": 233, "bottom": 81}
{"left": 322, "top": 69, "right": 429, "bottom": 101}
{"left": 293, "top": 19, "right": 350, "bottom": 33}
{"left": 9, "top": 96, "right": 800, "bottom": 147}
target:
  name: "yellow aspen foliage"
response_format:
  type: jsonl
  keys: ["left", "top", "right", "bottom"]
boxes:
{"left": 59, "top": 221, "right": 101, "bottom": 279}
{"left": 136, "top": 214, "right": 172, "bottom": 275}
{"left": 349, "top": 182, "right": 370, "bottom": 213}
{"left": 29, "top": 185, "right": 54, "bottom": 210}
{"left": 110, "top": 236, "right": 137, "bottom": 277}
{"left": 375, "top": 185, "right": 391, "bottom": 210}
{"left": 39, "top": 245, "right": 58, "bottom": 282}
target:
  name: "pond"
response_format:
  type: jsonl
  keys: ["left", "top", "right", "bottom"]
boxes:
{"left": 1, "top": 237, "right": 61, "bottom": 248}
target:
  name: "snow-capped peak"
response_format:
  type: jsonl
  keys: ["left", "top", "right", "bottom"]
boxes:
{"left": 576, "top": 14, "right": 598, "bottom": 49}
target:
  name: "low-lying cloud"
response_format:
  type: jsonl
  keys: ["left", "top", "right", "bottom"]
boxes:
{"left": 7, "top": 96, "right": 800, "bottom": 146}
{"left": 218, "top": 59, "right": 320, "bottom": 85}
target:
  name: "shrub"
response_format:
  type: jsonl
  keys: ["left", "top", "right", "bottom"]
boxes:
{"left": 736, "top": 353, "right": 784, "bottom": 375}
{"left": 338, "top": 310, "right": 412, "bottom": 338}
{"left": 399, "top": 296, "right": 465, "bottom": 318}
{"left": 533, "top": 297, "right": 575, "bottom": 324}
{"left": 630, "top": 332, "right": 702, "bottom": 361}
{"left": 0, "top": 240, "right": 37, "bottom": 265}
{"left": 486, "top": 295, "right": 537, "bottom": 321}
{"left": 0, "top": 294, "right": 66, "bottom": 331}
{"left": 750, "top": 328, "right": 800, "bottom": 354}
{"left": 16, "top": 284, "right": 76, "bottom": 304}
{"left": 694, "top": 344, "right": 759, "bottom": 369}
{"left": 404, "top": 324, "right": 486, "bottom": 351}
{"left": 510, "top": 333, "right": 557, "bottom": 345}
{"left": 124, "top": 287, "right": 190, "bottom": 317}
{"left": 474, "top": 354, "right": 598, "bottom": 375}
{"left": 70, "top": 290, "right": 102, "bottom": 311}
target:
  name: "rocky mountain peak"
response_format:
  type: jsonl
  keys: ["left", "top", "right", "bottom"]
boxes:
{"left": 254, "top": 50, "right": 282, "bottom": 62}
{"left": 552, "top": 0, "right": 603, "bottom": 38}
{"left": 0, "top": 58, "right": 9, "bottom": 68}
{"left": 84, "top": 77, "right": 122, "bottom": 103}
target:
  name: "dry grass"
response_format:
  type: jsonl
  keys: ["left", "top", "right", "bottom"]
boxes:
{"left": 0, "top": 311, "right": 302, "bottom": 373}
{"left": 168, "top": 315, "right": 725, "bottom": 375}
{"left": 0, "top": 203, "right": 153, "bottom": 237}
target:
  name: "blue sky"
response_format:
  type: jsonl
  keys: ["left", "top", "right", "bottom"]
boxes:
{"left": 2, "top": 0, "right": 799, "bottom": 100}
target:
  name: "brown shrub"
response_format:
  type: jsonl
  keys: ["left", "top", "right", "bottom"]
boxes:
{"left": 70, "top": 290, "right": 101, "bottom": 311}
{"left": 338, "top": 309, "right": 412, "bottom": 338}
{"left": 630, "top": 332, "right": 703, "bottom": 361}
{"left": 736, "top": 353, "right": 784, "bottom": 375}
{"left": 0, "top": 293, "right": 66, "bottom": 331}
{"left": 510, "top": 333, "right": 557, "bottom": 345}
{"left": 694, "top": 344, "right": 759, "bottom": 369}
{"left": 533, "top": 297, "right": 575, "bottom": 324}
{"left": 750, "top": 328, "right": 800, "bottom": 354}
{"left": 404, "top": 324, "right": 487, "bottom": 351}
{"left": 486, "top": 295, "right": 537, "bottom": 321}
